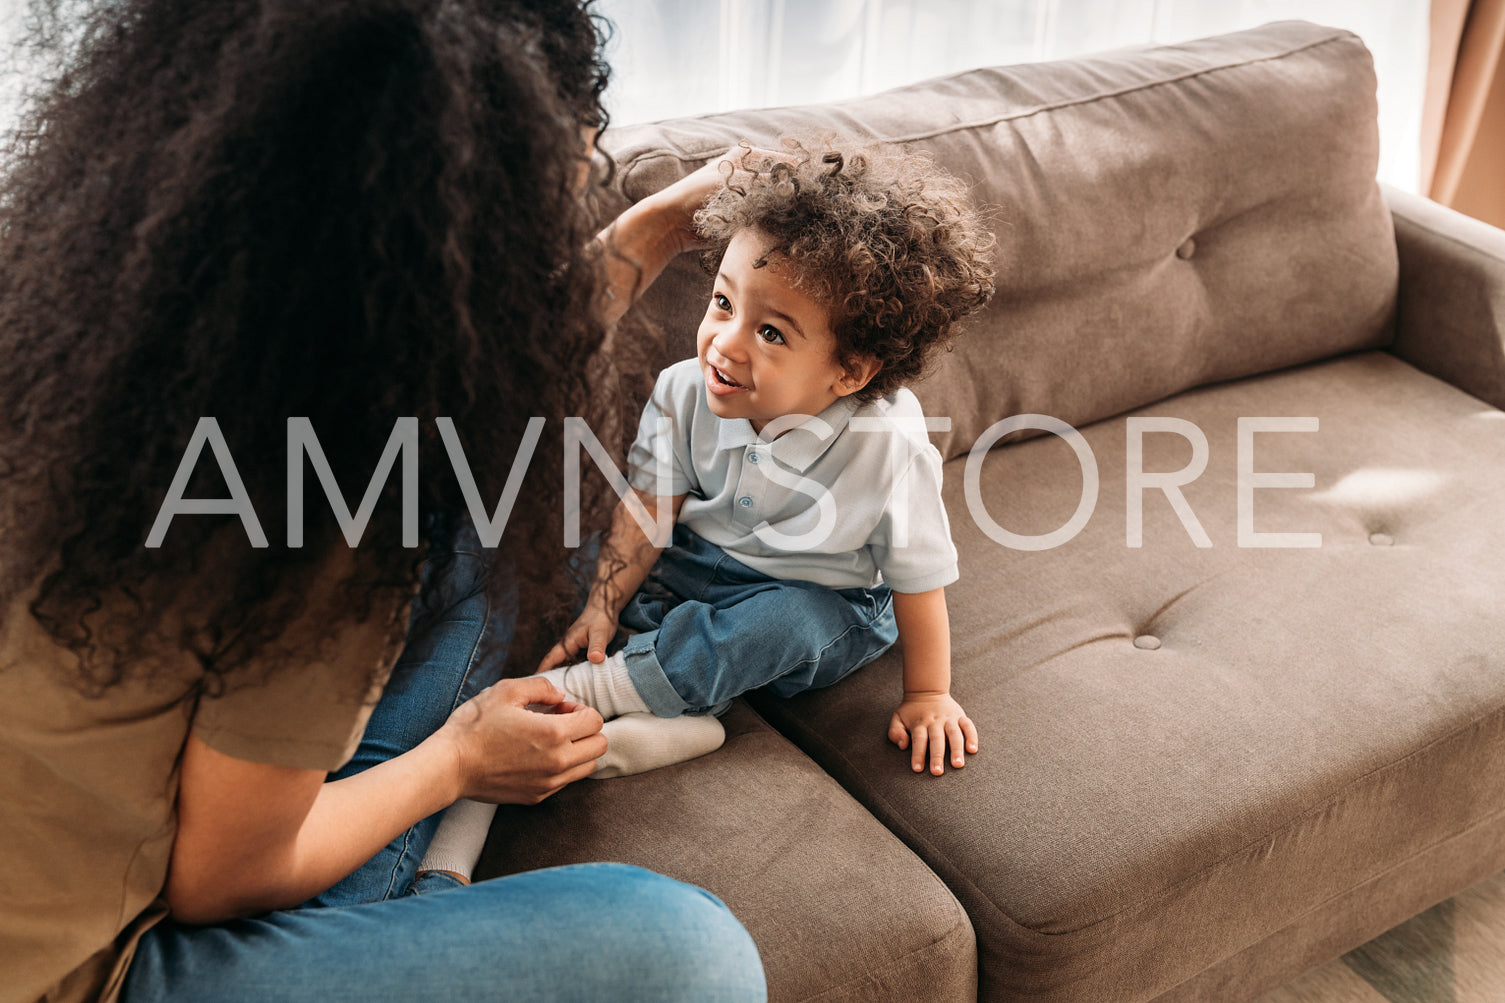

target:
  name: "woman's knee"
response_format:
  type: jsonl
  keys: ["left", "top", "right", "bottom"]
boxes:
{"left": 478, "top": 862, "right": 767, "bottom": 1001}
{"left": 601, "top": 865, "right": 766, "bottom": 999}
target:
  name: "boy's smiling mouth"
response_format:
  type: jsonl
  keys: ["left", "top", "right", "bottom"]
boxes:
{"left": 709, "top": 365, "right": 749, "bottom": 393}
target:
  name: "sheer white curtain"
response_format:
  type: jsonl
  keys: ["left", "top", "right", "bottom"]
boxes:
{"left": 596, "top": 0, "right": 1430, "bottom": 191}
{"left": 0, "top": 0, "right": 25, "bottom": 141}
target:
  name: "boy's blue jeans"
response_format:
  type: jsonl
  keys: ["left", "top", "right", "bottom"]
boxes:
{"left": 122, "top": 534, "right": 766, "bottom": 1002}
{"left": 619, "top": 526, "right": 898, "bottom": 717}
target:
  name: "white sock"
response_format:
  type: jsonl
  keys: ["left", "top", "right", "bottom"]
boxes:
{"left": 591, "top": 712, "right": 726, "bottom": 779}
{"left": 417, "top": 798, "right": 497, "bottom": 881}
{"left": 537, "top": 650, "right": 651, "bottom": 720}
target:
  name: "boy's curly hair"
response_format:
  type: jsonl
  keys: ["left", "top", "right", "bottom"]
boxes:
{"left": 695, "top": 145, "right": 995, "bottom": 403}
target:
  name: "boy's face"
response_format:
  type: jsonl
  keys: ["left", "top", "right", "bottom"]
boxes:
{"left": 696, "top": 228, "right": 857, "bottom": 436}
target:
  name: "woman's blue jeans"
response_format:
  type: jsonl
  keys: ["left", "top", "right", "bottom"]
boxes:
{"left": 122, "top": 535, "right": 767, "bottom": 1002}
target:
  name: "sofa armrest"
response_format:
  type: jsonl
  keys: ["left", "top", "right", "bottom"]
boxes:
{"left": 1385, "top": 184, "right": 1505, "bottom": 410}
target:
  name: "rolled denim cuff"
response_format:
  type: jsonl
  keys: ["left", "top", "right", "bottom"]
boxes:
{"left": 621, "top": 632, "right": 691, "bottom": 718}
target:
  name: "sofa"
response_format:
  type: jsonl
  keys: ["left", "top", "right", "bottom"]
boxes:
{"left": 475, "top": 20, "right": 1505, "bottom": 1002}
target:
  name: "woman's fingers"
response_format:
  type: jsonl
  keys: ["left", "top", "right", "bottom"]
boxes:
{"left": 568, "top": 729, "right": 609, "bottom": 770}
{"left": 493, "top": 675, "right": 567, "bottom": 708}
{"left": 535, "top": 750, "right": 607, "bottom": 802}
{"left": 551, "top": 759, "right": 602, "bottom": 793}
{"left": 449, "top": 687, "right": 606, "bottom": 804}
{"left": 557, "top": 704, "right": 607, "bottom": 744}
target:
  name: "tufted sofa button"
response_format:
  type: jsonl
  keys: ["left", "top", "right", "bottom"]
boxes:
{"left": 1369, "top": 532, "right": 1394, "bottom": 546}
{"left": 1133, "top": 634, "right": 1162, "bottom": 650}
{"left": 1176, "top": 237, "right": 1196, "bottom": 259}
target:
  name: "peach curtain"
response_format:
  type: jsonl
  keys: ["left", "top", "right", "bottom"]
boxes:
{"left": 1424, "top": 0, "right": 1505, "bottom": 226}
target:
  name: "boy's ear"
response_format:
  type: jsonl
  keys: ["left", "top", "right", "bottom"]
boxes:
{"left": 835, "top": 355, "right": 882, "bottom": 397}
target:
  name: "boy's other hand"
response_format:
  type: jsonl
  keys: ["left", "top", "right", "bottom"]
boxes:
{"left": 536, "top": 605, "right": 618, "bottom": 674}
{"left": 888, "top": 693, "right": 980, "bottom": 776}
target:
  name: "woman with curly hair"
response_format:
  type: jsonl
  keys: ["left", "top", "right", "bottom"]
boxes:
{"left": 534, "top": 147, "right": 995, "bottom": 781}
{"left": 0, "top": 1, "right": 765, "bottom": 999}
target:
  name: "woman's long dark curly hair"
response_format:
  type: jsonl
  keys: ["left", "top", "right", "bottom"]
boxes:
{"left": 0, "top": 0, "right": 622, "bottom": 693}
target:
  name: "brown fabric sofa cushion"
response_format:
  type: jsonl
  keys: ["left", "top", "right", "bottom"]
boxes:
{"left": 475, "top": 701, "right": 977, "bottom": 1003}
{"left": 1159, "top": 806, "right": 1505, "bottom": 1000}
{"left": 603, "top": 20, "right": 1397, "bottom": 461}
{"left": 752, "top": 352, "right": 1505, "bottom": 1000}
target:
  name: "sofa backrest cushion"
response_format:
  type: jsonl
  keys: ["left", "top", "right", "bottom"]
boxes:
{"left": 601, "top": 20, "right": 1398, "bottom": 460}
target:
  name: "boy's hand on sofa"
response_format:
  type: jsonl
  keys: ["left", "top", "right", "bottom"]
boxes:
{"left": 536, "top": 604, "right": 619, "bottom": 673}
{"left": 889, "top": 693, "right": 979, "bottom": 776}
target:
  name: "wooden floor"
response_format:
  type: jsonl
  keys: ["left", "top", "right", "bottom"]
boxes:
{"left": 1256, "top": 871, "right": 1505, "bottom": 1003}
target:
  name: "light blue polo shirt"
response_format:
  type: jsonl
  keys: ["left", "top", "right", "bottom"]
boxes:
{"left": 626, "top": 358, "right": 958, "bottom": 593}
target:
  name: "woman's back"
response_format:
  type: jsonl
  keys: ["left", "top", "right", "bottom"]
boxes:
{"left": 0, "top": 1, "right": 632, "bottom": 998}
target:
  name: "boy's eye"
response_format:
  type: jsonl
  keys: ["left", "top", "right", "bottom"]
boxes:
{"left": 712, "top": 293, "right": 731, "bottom": 312}
{"left": 757, "top": 324, "right": 785, "bottom": 345}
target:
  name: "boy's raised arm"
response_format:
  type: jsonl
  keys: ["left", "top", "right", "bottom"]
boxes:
{"left": 537, "top": 489, "right": 686, "bottom": 672}
{"left": 591, "top": 146, "right": 792, "bottom": 328}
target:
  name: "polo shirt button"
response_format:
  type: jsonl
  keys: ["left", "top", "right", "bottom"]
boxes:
{"left": 1133, "top": 634, "right": 1162, "bottom": 650}
{"left": 739, "top": 496, "right": 753, "bottom": 508}
{"left": 1369, "top": 532, "right": 1394, "bottom": 546}
{"left": 748, "top": 452, "right": 760, "bottom": 464}
{"left": 1176, "top": 237, "right": 1196, "bottom": 259}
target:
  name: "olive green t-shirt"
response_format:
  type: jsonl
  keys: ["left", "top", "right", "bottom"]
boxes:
{"left": 1, "top": 571, "right": 404, "bottom": 1003}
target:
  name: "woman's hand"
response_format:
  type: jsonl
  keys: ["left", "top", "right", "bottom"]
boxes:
{"left": 437, "top": 676, "right": 607, "bottom": 805}
{"left": 167, "top": 676, "right": 606, "bottom": 923}
{"left": 888, "top": 692, "right": 980, "bottom": 776}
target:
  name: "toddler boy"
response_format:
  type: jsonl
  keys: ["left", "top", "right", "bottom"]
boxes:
{"left": 538, "top": 145, "right": 996, "bottom": 779}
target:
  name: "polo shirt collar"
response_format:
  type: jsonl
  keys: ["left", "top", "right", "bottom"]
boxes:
{"left": 713, "top": 396, "right": 861, "bottom": 473}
